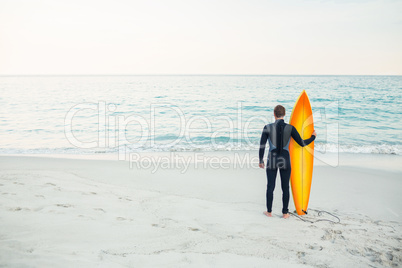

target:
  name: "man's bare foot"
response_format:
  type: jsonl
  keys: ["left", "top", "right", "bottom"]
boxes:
{"left": 283, "top": 213, "right": 290, "bottom": 219}
{"left": 263, "top": 211, "right": 273, "bottom": 217}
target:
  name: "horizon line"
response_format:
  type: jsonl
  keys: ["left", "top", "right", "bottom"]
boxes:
{"left": 0, "top": 74, "right": 401, "bottom": 77}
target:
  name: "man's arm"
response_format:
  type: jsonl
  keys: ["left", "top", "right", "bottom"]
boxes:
{"left": 259, "top": 125, "right": 269, "bottom": 166}
{"left": 291, "top": 126, "right": 316, "bottom": 147}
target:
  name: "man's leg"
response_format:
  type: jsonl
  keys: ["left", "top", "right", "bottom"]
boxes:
{"left": 266, "top": 168, "right": 278, "bottom": 213}
{"left": 279, "top": 168, "right": 291, "bottom": 215}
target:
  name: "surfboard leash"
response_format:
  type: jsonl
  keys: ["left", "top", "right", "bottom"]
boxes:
{"left": 289, "top": 208, "right": 340, "bottom": 224}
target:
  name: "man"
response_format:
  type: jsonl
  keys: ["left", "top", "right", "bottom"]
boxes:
{"left": 259, "top": 105, "right": 316, "bottom": 219}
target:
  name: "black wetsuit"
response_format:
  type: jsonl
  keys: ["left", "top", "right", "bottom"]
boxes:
{"left": 259, "top": 119, "right": 315, "bottom": 214}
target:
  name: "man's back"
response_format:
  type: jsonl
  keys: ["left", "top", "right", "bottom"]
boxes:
{"left": 259, "top": 119, "right": 315, "bottom": 169}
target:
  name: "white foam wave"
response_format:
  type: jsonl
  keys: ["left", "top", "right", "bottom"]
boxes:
{"left": 0, "top": 143, "right": 401, "bottom": 155}
{"left": 314, "top": 143, "right": 401, "bottom": 155}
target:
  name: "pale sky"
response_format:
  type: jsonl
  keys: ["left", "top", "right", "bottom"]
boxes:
{"left": 0, "top": 0, "right": 401, "bottom": 75}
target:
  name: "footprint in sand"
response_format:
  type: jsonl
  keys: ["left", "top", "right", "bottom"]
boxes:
{"left": 321, "top": 229, "right": 344, "bottom": 242}
{"left": 56, "top": 204, "right": 73, "bottom": 208}
{"left": 116, "top": 217, "right": 134, "bottom": 221}
{"left": 346, "top": 245, "right": 395, "bottom": 266}
{"left": 152, "top": 223, "right": 166, "bottom": 228}
{"left": 118, "top": 197, "right": 133, "bottom": 202}
{"left": 93, "top": 208, "right": 106, "bottom": 213}
{"left": 82, "top": 192, "right": 98, "bottom": 196}
{"left": 78, "top": 215, "right": 95, "bottom": 220}
{"left": 297, "top": 251, "right": 306, "bottom": 258}
{"left": 308, "top": 244, "right": 323, "bottom": 251}
{"left": 9, "top": 207, "right": 30, "bottom": 211}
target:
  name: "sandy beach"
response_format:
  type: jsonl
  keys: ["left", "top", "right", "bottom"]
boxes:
{"left": 0, "top": 152, "right": 401, "bottom": 267}
{"left": 1, "top": 0, "right": 401, "bottom": 267}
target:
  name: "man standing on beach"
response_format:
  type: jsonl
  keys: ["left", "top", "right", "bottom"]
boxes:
{"left": 259, "top": 105, "right": 316, "bottom": 219}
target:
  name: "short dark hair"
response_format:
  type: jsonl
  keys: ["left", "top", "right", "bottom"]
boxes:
{"left": 274, "top": 105, "right": 286, "bottom": 117}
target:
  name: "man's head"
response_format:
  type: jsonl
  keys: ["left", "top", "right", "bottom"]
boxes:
{"left": 274, "top": 105, "right": 286, "bottom": 119}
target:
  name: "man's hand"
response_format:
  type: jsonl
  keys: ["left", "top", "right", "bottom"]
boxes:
{"left": 259, "top": 162, "right": 265, "bottom": 169}
{"left": 312, "top": 130, "right": 317, "bottom": 137}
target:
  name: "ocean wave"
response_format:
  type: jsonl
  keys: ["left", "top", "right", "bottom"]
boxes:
{"left": 0, "top": 143, "right": 401, "bottom": 155}
{"left": 314, "top": 143, "right": 401, "bottom": 155}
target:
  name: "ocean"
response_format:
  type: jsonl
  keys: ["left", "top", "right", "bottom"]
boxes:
{"left": 1, "top": 75, "right": 401, "bottom": 155}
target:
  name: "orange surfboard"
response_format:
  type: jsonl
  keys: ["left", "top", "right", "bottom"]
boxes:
{"left": 289, "top": 90, "right": 314, "bottom": 215}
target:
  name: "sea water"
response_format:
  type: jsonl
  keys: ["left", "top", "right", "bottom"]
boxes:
{"left": 0, "top": 75, "right": 401, "bottom": 155}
